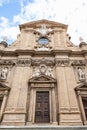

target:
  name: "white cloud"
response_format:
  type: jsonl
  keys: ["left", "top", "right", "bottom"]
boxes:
{"left": 0, "top": 17, "right": 9, "bottom": 27}
{"left": 0, "top": 0, "right": 10, "bottom": 6}
{"left": 0, "top": 26, "right": 20, "bottom": 41}
{"left": 0, "top": 17, "right": 20, "bottom": 43}
{"left": 0, "top": 0, "right": 87, "bottom": 45}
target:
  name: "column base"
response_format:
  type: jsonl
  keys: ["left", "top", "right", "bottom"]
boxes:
{"left": 52, "top": 122, "right": 58, "bottom": 125}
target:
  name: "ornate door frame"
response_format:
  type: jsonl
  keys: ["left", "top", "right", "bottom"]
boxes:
{"left": 26, "top": 74, "right": 57, "bottom": 125}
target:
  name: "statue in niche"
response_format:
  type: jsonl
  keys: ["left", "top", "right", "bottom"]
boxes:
{"left": 78, "top": 67, "right": 85, "bottom": 81}
{"left": 45, "top": 67, "right": 53, "bottom": 77}
{"left": 1, "top": 67, "right": 8, "bottom": 79}
{"left": 32, "top": 68, "right": 40, "bottom": 77}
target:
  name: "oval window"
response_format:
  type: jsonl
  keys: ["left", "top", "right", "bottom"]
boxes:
{"left": 38, "top": 37, "right": 49, "bottom": 44}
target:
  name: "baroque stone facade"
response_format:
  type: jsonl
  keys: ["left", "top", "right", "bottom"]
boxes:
{"left": 0, "top": 19, "right": 87, "bottom": 126}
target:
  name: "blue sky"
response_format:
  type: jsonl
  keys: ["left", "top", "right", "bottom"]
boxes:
{"left": 0, "top": 0, "right": 87, "bottom": 45}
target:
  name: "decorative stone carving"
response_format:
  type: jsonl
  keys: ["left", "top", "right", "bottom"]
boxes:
{"left": 0, "top": 58, "right": 31, "bottom": 66}
{"left": 32, "top": 58, "right": 54, "bottom": 66}
{"left": 32, "top": 64, "right": 53, "bottom": 78}
{"left": 0, "top": 67, "right": 8, "bottom": 80}
{"left": 66, "top": 34, "right": 74, "bottom": 47}
{"left": 35, "top": 24, "right": 53, "bottom": 37}
{"left": 17, "top": 58, "right": 31, "bottom": 66}
{"left": 45, "top": 67, "right": 53, "bottom": 77}
{"left": 34, "top": 24, "right": 53, "bottom": 52}
{"left": 34, "top": 44, "right": 52, "bottom": 51}
{"left": 77, "top": 67, "right": 85, "bottom": 81}
{"left": 73, "top": 66, "right": 86, "bottom": 83}
{"left": 71, "top": 60, "right": 86, "bottom": 66}
{"left": 0, "top": 59, "right": 16, "bottom": 66}
{"left": 71, "top": 60, "right": 86, "bottom": 82}
{"left": 79, "top": 37, "right": 87, "bottom": 47}
{"left": 32, "top": 68, "right": 40, "bottom": 78}
{"left": 40, "top": 64, "right": 47, "bottom": 74}
{"left": 55, "top": 59, "right": 69, "bottom": 67}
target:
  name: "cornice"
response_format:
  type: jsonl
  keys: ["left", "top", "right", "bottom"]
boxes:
{"left": 19, "top": 19, "right": 68, "bottom": 31}
{"left": 0, "top": 50, "right": 34, "bottom": 57}
{"left": 52, "top": 49, "right": 72, "bottom": 56}
{"left": 0, "top": 48, "right": 87, "bottom": 57}
{"left": 81, "top": 50, "right": 87, "bottom": 55}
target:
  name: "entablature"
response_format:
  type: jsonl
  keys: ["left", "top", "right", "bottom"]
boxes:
{"left": 0, "top": 57, "right": 86, "bottom": 67}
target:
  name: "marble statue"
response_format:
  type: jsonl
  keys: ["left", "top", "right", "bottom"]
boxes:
{"left": 1, "top": 67, "right": 8, "bottom": 79}
{"left": 78, "top": 67, "right": 85, "bottom": 80}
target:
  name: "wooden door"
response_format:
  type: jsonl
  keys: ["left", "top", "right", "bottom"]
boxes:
{"left": 35, "top": 91, "right": 50, "bottom": 123}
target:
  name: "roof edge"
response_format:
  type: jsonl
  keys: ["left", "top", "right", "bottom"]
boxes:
{"left": 19, "top": 19, "right": 68, "bottom": 30}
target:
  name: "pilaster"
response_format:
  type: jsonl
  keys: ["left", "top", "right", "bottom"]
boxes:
{"left": 1, "top": 59, "right": 31, "bottom": 126}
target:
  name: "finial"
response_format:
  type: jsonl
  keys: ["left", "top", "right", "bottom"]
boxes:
{"left": 79, "top": 37, "right": 84, "bottom": 43}
{"left": 2, "top": 36, "right": 8, "bottom": 42}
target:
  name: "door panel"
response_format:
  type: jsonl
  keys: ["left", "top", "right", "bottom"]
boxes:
{"left": 35, "top": 91, "right": 50, "bottom": 123}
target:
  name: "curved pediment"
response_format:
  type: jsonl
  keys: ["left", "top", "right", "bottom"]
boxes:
{"left": 0, "top": 82, "right": 10, "bottom": 91}
{"left": 75, "top": 82, "right": 87, "bottom": 91}
{"left": 29, "top": 74, "right": 56, "bottom": 83}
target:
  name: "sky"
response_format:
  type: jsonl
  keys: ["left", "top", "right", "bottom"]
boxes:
{"left": 0, "top": 0, "right": 87, "bottom": 45}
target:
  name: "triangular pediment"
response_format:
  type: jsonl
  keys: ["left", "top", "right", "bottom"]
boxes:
{"left": 75, "top": 82, "right": 87, "bottom": 91}
{"left": 0, "top": 82, "right": 10, "bottom": 91}
{"left": 29, "top": 74, "right": 56, "bottom": 83}
{"left": 19, "top": 19, "right": 68, "bottom": 30}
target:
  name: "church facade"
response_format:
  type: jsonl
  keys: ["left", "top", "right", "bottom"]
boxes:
{"left": 0, "top": 19, "right": 87, "bottom": 126}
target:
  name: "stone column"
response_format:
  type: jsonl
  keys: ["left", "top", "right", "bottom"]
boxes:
{"left": 51, "top": 86, "right": 57, "bottom": 124}
{"left": 50, "top": 90, "right": 52, "bottom": 123}
{"left": 0, "top": 90, "right": 8, "bottom": 121}
{"left": 32, "top": 89, "right": 36, "bottom": 123}
{"left": 27, "top": 85, "right": 34, "bottom": 124}
{"left": 77, "top": 91, "right": 86, "bottom": 124}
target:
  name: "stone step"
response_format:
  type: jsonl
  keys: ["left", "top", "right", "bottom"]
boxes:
{"left": 0, "top": 126, "right": 87, "bottom": 130}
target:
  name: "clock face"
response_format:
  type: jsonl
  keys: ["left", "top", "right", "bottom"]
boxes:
{"left": 38, "top": 37, "right": 49, "bottom": 44}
